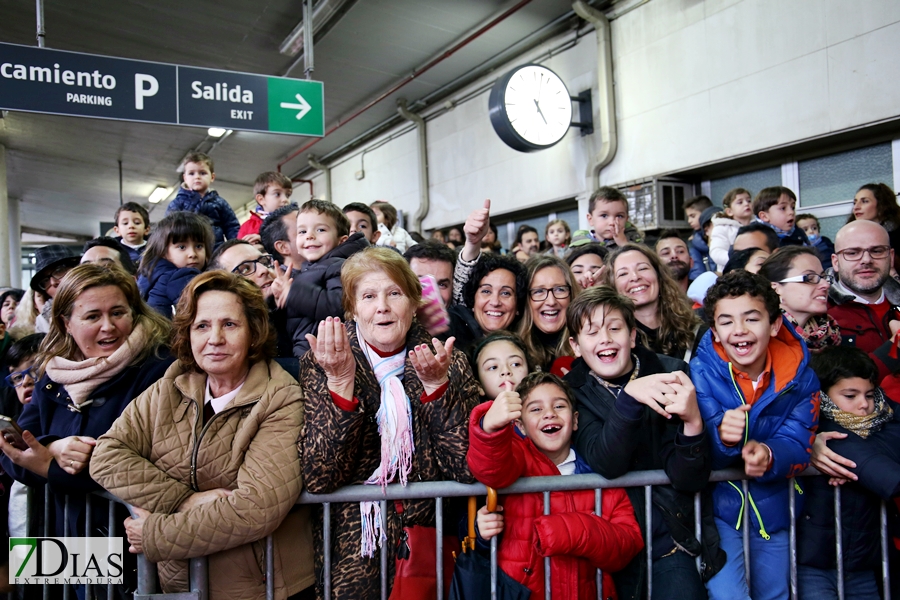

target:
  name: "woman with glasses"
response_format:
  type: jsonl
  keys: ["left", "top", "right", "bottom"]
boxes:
{"left": 759, "top": 247, "right": 839, "bottom": 354}
{"left": 0, "top": 264, "right": 172, "bottom": 544}
{"left": 516, "top": 254, "right": 580, "bottom": 371}
{"left": 606, "top": 244, "right": 706, "bottom": 361}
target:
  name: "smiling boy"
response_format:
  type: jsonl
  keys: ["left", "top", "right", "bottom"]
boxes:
{"left": 691, "top": 270, "right": 820, "bottom": 600}
{"left": 238, "top": 171, "right": 293, "bottom": 243}
{"left": 563, "top": 286, "right": 719, "bottom": 599}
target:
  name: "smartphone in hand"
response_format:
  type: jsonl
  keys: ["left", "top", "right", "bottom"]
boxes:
{"left": 0, "top": 415, "right": 27, "bottom": 450}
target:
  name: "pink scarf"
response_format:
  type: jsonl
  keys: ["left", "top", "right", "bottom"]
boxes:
{"left": 45, "top": 322, "right": 149, "bottom": 410}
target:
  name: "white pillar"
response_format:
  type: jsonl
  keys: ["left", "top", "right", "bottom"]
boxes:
{"left": 8, "top": 193, "right": 20, "bottom": 289}
{"left": 0, "top": 145, "right": 10, "bottom": 288}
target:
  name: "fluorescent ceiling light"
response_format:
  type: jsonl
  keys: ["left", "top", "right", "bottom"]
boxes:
{"left": 208, "top": 127, "right": 227, "bottom": 137}
{"left": 148, "top": 186, "right": 170, "bottom": 204}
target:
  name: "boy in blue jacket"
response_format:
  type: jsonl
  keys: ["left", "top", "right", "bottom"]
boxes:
{"left": 691, "top": 270, "right": 820, "bottom": 600}
{"left": 166, "top": 152, "right": 240, "bottom": 247}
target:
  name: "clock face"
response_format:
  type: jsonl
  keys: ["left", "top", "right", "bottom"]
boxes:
{"left": 489, "top": 64, "right": 572, "bottom": 152}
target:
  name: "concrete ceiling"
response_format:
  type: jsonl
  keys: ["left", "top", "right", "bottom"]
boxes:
{"left": 0, "top": 0, "right": 603, "bottom": 240}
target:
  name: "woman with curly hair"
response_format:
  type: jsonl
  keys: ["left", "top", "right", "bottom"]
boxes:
{"left": 606, "top": 243, "right": 705, "bottom": 360}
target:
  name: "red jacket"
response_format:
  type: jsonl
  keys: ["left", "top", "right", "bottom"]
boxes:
{"left": 467, "top": 401, "right": 643, "bottom": 600}
{"left": 827, "top": 284, "right": 900, "bottom": 380}
{"left": 237, "top": 212, "right": 263, "bottom": 239}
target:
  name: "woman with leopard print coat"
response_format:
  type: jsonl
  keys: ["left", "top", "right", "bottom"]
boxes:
{"left": 300, "top": 247, "right": 480, "bottom": 598}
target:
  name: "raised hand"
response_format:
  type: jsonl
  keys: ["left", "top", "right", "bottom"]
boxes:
{"left": 664, "top": 371, "right": 704, "bottom": 435}
{"left": 410, "top": 337, "right": 456, "bottom": 396}
{"left": 462, "top": 199, "right": 491, "bottom": 261}
{"left": 306, "top": 317, "right": 356, "bottom": 399}
{"left": 623, "top": 373, "right": 679, "bottom": 419}
{"left": 482, "top": 383, "right": 522, "bottom": 433}
{"left": 742, "top": 440, "right": 771, "bottom": 478}
{"left": 719, "top": 404, "right": 751, "bottom": 446}
{"left": 271, "top": 259, "right": 294, "bottom": 309}
{"left": 611, "top": 221, "right": 629, "bottom": 247}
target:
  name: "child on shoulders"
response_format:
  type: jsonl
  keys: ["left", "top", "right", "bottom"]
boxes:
{"left": 753, "top": 187, "right": 810, "bottom": 249}
{"left": 113, "top": 202, "right": 150, "bottom": 264}
{"left": 468, "top": 371, "right": 643, "bottom": 600}
{"left": 691, "top": 270, "right": 820, "bottom": 600}
{"left": 238, "top": 171, "right": 292, "bottom": 244}
{"left": 586, "top": 187, "right": 643, "bottom": 250}
{"left": 137, "top": 212, "right": 213, "bottom": 319}
{"left": 544, "top": 219, "right": 570, "bottom": 258}
{"left": 709, "top": 188, "right": 753, "bottom": 273}
{"left": 166, "top": 152, "right": 240, "bottom": 247}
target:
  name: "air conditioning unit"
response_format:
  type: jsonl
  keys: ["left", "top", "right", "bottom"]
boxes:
{"left": 618, "top": 178, "right": 695, "bottom": 232}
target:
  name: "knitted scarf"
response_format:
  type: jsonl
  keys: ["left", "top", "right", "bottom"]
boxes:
{"left": 820, "top": 388, "right": 894, "bottom": 439}
{"left": 45, "top": 321, "right": 149, "bottom": 411}
{"left": 783, "top": 311, "right": 841, "bottom": 353}
{"left": 357, "top": 324, "right": 415, "bottom": 558}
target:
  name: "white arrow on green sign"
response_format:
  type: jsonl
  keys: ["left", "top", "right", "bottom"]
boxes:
{"left": 267, "top": 77, "right": 323, "bottom": 136}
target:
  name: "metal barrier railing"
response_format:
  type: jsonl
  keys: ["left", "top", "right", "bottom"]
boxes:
{"left": 19, "top": 468, "right": 895, "bottom": 600}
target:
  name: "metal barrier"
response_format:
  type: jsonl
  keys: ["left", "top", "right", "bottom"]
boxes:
{"left": 17, "top": 468, "right": 895, "bottom": 600}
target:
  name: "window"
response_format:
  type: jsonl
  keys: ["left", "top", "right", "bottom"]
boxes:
{"left": 709, "top": 166, "right": 782, "bottom": 206}
{"left": 798, "top": 143, "right": 893, "bottom": 206}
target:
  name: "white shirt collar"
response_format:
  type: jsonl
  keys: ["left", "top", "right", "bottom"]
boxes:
{"left": 205, "top": 380, "right": 244, "bottom": 415}
{"left": 556, "top": 448, "right": 577, "bottom": 476}
{"left": 834, "top": 279, "right": 885, "bottom": 305}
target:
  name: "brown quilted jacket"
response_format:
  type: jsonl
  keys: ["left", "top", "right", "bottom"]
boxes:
{"left": 90, "top": 359, "right": 313, "bottom": 600}
{"left": 300, "top": 320, "right": 480, "bottom": 598}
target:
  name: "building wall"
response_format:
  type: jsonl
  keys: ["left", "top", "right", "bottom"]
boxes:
{"left": 304, "top": 0, "right": 900, "bottom": 230}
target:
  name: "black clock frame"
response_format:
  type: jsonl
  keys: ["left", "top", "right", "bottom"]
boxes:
{"left": 488, "top": 63, "right": 572, "bottom": 153}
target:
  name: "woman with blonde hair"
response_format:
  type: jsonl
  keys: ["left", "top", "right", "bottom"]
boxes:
{"left": 0, "top": 263, "right": 172, "bottom": 539}
{"left": 606, "top": 243, "right": 705, "bottom": 360}
{"left": 516, "top": 254, "right": 579, "bottom": 372}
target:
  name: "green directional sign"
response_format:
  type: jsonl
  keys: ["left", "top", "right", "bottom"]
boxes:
{"left": 267, "top": 77, "right": 324, "bottom": 136}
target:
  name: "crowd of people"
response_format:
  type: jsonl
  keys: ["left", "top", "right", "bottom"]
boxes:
{"left": 0, "top": 151, "right": 897, "bottom": 600}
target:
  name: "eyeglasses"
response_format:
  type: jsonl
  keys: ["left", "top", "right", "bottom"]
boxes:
{"left": 35, "top": 264, "right": 72, "bottom": 292}
{"left": 5, "top": 367, "right": 36, "bottom": 388}
{"left": 777, "top": 273, "right": 834, "bottom": 285}
{"left": 835, "top": 245, "right": 891, "bottom": 261}
{"left": 231, "top": 254, "right": 275, "bottom": 276}
{"left": 529, "top": 285, "right": 571, "bottom": 302}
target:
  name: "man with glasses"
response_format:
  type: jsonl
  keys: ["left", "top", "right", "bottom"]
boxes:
{"left": 30, "top": 245, "right": 80, "bottom": 333}
{"left": 828, "top": 220, "right": 900, "bottom": 356}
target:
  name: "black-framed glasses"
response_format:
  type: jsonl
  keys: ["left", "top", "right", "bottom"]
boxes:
{"left": 35, "top": 265, "right": 72, "bottom": 292}
{"left": 231, "top": 254, "right": 275, "bottom": 276}
{"left": 777, "top": 272, "right": 834, "bottom": 285}
{"left": 529, "top": 285, "right": 571, "bottom": 302}
{"left": 5, "top": 367, "right": 36, "bottom": 388}
{"left": 835, "top": 245, "right": 891, "bottom": 261}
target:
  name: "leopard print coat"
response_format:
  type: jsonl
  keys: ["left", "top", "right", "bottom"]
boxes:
{"left": 299, "top": 320, "right": 479, "bottom": 599}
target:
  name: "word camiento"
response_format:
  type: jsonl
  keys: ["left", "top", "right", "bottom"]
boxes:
{"left": 0, "top": 62, "right": 116, "bottom": 88}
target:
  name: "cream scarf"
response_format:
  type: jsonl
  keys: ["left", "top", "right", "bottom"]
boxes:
{"left": 45, "top": 321, "right": 149, "bottom": 411}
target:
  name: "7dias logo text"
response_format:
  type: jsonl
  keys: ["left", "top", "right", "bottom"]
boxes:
{"left": 9, "top": 537, "right": 123, "bottom": 585}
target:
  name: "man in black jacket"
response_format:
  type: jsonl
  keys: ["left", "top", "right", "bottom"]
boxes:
{"left": 565, "top": 286, "right": 722, "bottom": 600}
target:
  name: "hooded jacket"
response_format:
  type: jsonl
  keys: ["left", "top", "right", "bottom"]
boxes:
{"left": 467, "top": 401, "right": 643, "bottom": 600}
{"left": 283, "top": 231, "right": 369, "bottom": 357}
{"left": 689, "top": 230, "right": 712, "bottom": 280}
{"left": 237, "top": 211, "right": 264, "bottom": 240}
{"left": 709, "top": 216, "right": 742, "bottom": 273}
{"left": 690, "top": 316, "right": 820, "bottom": 537}
{"left": 91, "top": 359, "right": 312, "bottom": 600}
{"left": 138, "top": 258, "right": 201, "bottom": 319}
{"left": 167, "top": 187, "right": 240, "bottom": 246}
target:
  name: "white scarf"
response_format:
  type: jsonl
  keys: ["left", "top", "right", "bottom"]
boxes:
{"left": 356, "top": 323, "right": 415, "bottom": 558}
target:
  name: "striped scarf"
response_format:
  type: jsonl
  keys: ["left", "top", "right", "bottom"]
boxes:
{"left": 357, "top": 324, "right": 415, "bottom": 558}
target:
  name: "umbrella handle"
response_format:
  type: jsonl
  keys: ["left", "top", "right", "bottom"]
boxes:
{"left": 486, "top": 487, "right": 497, "bottom": 512}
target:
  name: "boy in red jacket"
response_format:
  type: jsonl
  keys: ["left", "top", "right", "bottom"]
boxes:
{"left": 238, "top": 171, "right": 293, "bottom": 244}
{"left": 467, "top": 372, "right": 643, "bottom": 599}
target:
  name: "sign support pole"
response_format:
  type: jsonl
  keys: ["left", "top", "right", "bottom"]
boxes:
{"left": 35, "top": 0, "right": 45, "bottom": 48}
{"left": 0, "top": 145, "right": 11, "bottom": 287}
{"left": 304, "top": 0, "right": 314, "bottom": 80}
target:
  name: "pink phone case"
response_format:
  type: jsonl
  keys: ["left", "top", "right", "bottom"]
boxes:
{"left": 418, "top": 275, "right": 450, "bottom": 331}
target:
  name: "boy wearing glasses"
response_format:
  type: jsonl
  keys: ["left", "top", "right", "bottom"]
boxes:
{"left": 828, "top": 220, "right": 900, "bottom": 365}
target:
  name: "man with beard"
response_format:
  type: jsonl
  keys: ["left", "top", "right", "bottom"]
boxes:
{"left": 828, "top": 220, "right": 900, "bottom": 370}
{"left": 655, "top": 229, "right": 693, "bottom": 293}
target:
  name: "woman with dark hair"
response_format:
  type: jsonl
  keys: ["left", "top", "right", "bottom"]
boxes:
{"left": 0, "top": 264, "right": 172, "bottom": 539}
{"left": 848, "top": 182, "right": 900, "bottom": 270}
{"left": 723, "top": 247, "right": 770, "bottom": 275}
{"left": 606, "top": 243, "right": 705, "bottom": 360}
{"left": 516, "top": 254, "right": 579, "bottom": 371}
{"left": 758, "top": 246, "right": 838, "bottom": 353}
{"left": 566, "top": 243, "right": 608, "bottom": 289}
{"left": 92, "top": 270, "right": 312, "bottom": 600}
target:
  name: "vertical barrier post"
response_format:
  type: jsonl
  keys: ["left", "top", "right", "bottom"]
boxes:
{"left": 380, "top": 500, "right": 388, "bottom": 600}
{"left": 435, "top": 497, "right": 443, "bottom": 599}
{"left": 85, "top": 494, "right": 92, "bottom": 600}
{"left": 323, "top": 503, "right": 332, "bottom": 600}
{"left": 741, "top": 480, "right": 751, "bottom": 589}
{"left": 789, "top": 481, "right": 797, "bottom": 599}
{"left": 881, "top": 501, "right": 891, "bottom": 600}
{"left": 694, "top": 492, "right": 702, "bottom": 575}
{"left": 266, "top": 534, "right": 275, "bottom": 600}
{"left": 596, "top": 488, "right": 603, "bottom": 600}
{"left": 63, "top": 495, "right": 70, "bottom": 600}
{"left": 490, "top": 535, "right": 498, "bottom": 600}
{"left": 543, "top": 491, "right": 551, "bottom": 600}
{"left": 834, "top": 486, "right": 844, "bottom": 600}
{"left": 43, "top": 485, "right": 50, "bottom": 600}
{"left": 189, "top": 557, "right": 209, "bottom": 599}
{"left": 645, "top": 485, "right": 652, "bottom": 600}
{"left": 108, "top": 498, "right": 115, "bottom": 600}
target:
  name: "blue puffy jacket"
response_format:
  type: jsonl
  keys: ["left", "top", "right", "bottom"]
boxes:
{"left": 689, "top": 230, "right": 712, "bottom": 280}
{"left": 137, "top": 258, "right": 201, "bottom": 319}
{"left": 690, "top": 316, "right": 820, "bottom": 537}
{"left": 167, "top": 187, "right": 240, "bottom": 246}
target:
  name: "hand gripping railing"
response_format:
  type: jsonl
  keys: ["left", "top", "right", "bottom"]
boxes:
{"left": 23, "top": 467, "right": 894, "bottom": 600}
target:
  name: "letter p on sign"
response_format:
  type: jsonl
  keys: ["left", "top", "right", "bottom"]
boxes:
{"left": 135, "top": 74, "right": 159, "bottom": 110}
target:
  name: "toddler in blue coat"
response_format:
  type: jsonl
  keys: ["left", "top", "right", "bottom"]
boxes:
{"left": 691, "top": 270, "right": 820, "bottom": 600}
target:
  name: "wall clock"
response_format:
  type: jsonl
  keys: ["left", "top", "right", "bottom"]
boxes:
{"left": 488, "top": 64, "right": 573, "bottom": 153}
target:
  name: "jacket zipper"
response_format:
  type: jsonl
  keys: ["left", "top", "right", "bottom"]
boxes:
{"left": 189, "top": 400, "right": 226, "bottom": 491}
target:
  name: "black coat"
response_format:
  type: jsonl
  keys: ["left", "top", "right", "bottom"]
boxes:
{"left": 565, "top": 345, "right": 721, "bottom": 599}
{"left": 284, "top": 232, "right": 369, "bottom": 358}
{"left": 797, "top": 409, "right": 900, "bottom": 572}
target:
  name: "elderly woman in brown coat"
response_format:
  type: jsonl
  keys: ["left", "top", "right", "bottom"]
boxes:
{"left": 90, "top": 271, "right": 312, "bottom": 600}
{"left": 301, "top": 246, "right": 480, "bottom": 598}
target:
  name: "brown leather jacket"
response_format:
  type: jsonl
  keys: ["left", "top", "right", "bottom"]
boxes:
{"left": 91, "top": 359, "right": 312, "bottom": 600}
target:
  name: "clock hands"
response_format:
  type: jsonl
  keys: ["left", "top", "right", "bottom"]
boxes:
{"left": 533, "top": 98, "right": 547, "bottom": 125}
